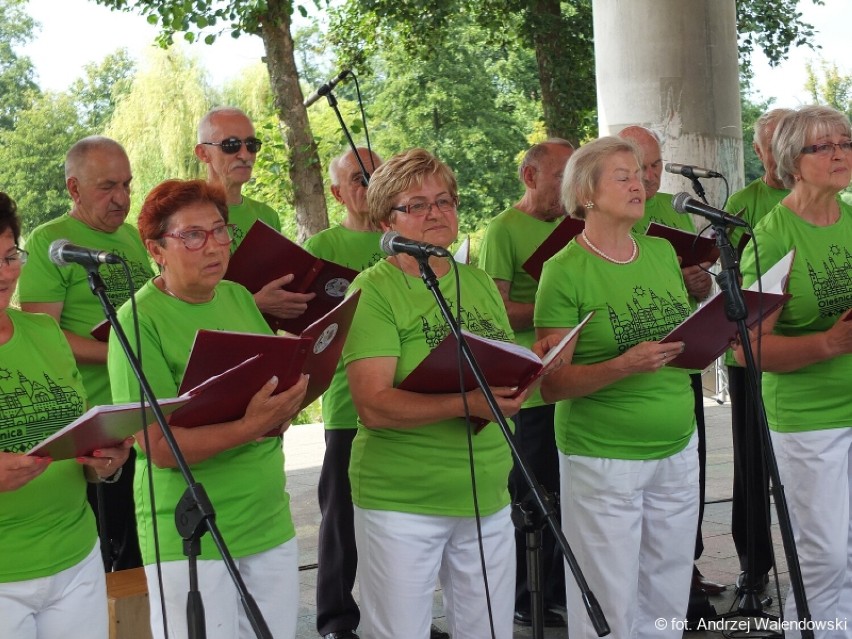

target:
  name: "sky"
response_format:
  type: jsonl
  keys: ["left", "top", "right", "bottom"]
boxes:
{"left": 19, "top": 0, "right": 852, "bottom": 105}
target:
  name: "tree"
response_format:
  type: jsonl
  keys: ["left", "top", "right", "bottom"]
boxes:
{"left": 105, "top": 46, "right": 211, "bottom": 218}
{"left": 0, "top": 0, "right": 40, "bottom": 130}
{"left": 68, "top": 49, "right": 137, "bottom": 131}
{"left": 805, "top": 60, "right": 852, "bottom": 116}
{"left": 331, "top": 0, "right": 825, "bottom": 143}
{"left": 92, "top": 0, "right": 329, "bottom": 242}
{"left": 0, "top": 93, "right": 86, "bottom": 233}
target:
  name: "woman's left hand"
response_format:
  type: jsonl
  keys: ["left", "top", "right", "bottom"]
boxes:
{"left": 532, "top": 332, "right": 569, "bottom": 374}
{"left": 77, "top": 437, "right": 135, "bottom": 481}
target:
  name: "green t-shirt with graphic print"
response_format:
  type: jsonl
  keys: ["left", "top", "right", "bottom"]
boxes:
{"left": 740, "top": 199, "right": 852, "bottom": 433}
{"left": 0, "top": 310, "right": 93, "bottom": 582}
{"left": 304, "top": 225, "right": 384, "bottom": 430}
{"left": 228, "top": 195, "right": 282, "bottom": 251}
{"left": 535, "top": 235, "right": 695, "bottom": 460}
{"left": 19, "top": 214, "right": 154, "bottom": 406}
{"left": 479, "top": 206, "right": 562, "bottom": 408}
{"left": 108, "top": 279, "right": 295, "bottom": 564}
{"left": 342, "top": 259, "right": 515, "bottom": 516}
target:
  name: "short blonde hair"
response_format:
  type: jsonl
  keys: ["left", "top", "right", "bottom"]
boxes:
{"left": 561, "top": 136, "right": 642, "bottom": 220}
{"left": 366, "top": 148, "right": 458, "bottom": 229}
{"left": 773, "top": 105, "right": 852, "bottom": 189}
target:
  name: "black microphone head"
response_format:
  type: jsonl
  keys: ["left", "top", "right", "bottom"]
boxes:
{"left": 380, "top": 231, "right": 400, "bottom": 256}
{"left": 671, "top": 192, "right": 692, "bottom": 214}
{"left": 48, "top": 239, "right": 72, "bottom": 267}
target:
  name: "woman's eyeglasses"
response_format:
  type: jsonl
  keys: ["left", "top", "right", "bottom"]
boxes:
{"left": 162, "top": 225, "right": 236, "bottom": 251}
{"left": 0, "top": 248, "right": 27, "bottom": 270}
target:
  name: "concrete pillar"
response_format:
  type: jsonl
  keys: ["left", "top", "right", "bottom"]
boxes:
{"left": 592, "top": 0, "right": 744, "bottom": 209}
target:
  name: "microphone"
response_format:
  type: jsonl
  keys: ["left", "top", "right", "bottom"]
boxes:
{"left": 665, "top": 163, "right": 723, "bottom": 179}
{"left": 48, "top": 239, "right": 122, "bottom": 268}
{"left": 672, "top": 192, "right": 749, "bottom": 228}
{"left": 303, "top": 70, "right": 351, "bottom": 108}
{"left": 380, "top": 231, "right": 451, "bottom": 259}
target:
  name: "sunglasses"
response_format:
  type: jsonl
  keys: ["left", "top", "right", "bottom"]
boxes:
{"left": 201, "top": 137, "right": 263, "bottom": 154}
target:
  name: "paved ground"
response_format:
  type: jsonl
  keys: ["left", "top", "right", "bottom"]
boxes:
{"left": 283, "top": 394, "right": 800, "bottom": 638}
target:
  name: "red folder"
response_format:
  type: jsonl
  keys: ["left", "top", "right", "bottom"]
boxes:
{"left": 660, "top": 250, "right": 794, "bottom": 369}
{"left": 398, "top": 312, "right": 593, "bottom": 430}
{"left": 225, "top": 220, "right": 359, "bottom": 334}
{"left": 645, "top": 222, "right": 720, "bottom": 268}
{"left": 173, "top": 292, "right": 361, "bottom": 431}
{"left": 25, "top": 397, "right": 190, "bottom": 460}
{"left": 522, "top": 216, "right": 585, "bottom": 281}
{"left": 91, "top": 319, "right": 110, "bottom": 342}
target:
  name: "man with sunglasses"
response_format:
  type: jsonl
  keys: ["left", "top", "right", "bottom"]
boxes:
{"left": 18, "top": 136, "right": 154, "bottom": 572}
{"left": 196, "top": 106, "right": 314, "bottom": 322}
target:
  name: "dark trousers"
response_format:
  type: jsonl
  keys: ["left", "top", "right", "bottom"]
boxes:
{"left": 691, "top": 374, "right": 707, "bottom": 561}
{"left": 87, "top": 447, "right": 142, "bottom": 571}
{"left": 316, "top": 428, "right": 360, "bottom": 635}
{"left": 727, "top": 365, "right": 774, "bottom": 575}
{"left": 509, "top": 404, "right": 565, "bottom": 611}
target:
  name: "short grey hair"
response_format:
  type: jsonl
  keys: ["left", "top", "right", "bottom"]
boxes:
{"left": 197, "top": 106, "right": 251, "bottom": 143}
{"left": 561, "top": 136, "right": 642, "bottom": 220}
{"left": 753, "top": 108, "right": 795, "bottom": 150}
{"left": 518, "top": 138, "right": 575, "bottom": 182}
{"left": 772, "top": 105, "right": 852, "bottom": 189}
{"left": 65, "top": 136, "right": 127, "bottom": 180}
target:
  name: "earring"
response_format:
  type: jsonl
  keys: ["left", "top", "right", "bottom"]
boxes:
{"left": 584, "top": 201, "right": 594, "bottom": 209}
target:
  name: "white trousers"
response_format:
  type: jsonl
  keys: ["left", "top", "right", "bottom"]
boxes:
{"left": 0, "top": 541, "right": 107, "bottom": 639}
{"left": 144, "top": 538, "right": 299, "bottom": 639}
{"left": 771, "top": 426, "right": 852, "bottom": 639}
{"left": 560, "top": 433, "right": 699, "bottom": 639}
{"left": 353, "top": 505, "right": 515, "bottom": 639}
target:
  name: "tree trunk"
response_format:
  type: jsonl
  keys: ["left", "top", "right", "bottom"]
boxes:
{"left": 260, "top": 0, "right": 329, "bottom": 242}
{"left": 527, "top": 0, "right": 596, "bottom": 144}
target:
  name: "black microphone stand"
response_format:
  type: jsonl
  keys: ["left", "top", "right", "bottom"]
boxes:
{"left": 413, "top": 256, "right": 610, "bottom": 637}
{"left": 85, "top": 266, "right": 273, "bottom": 639}
{"left": 704, "top": 226, "right": 813, "bottom": 638}
{"left": 322, "top": 89, "right": 371, "bottom": 186}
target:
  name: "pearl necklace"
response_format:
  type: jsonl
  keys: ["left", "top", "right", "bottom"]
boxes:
{"left": 581, "top": 230, "right": 637, "bottom": 264}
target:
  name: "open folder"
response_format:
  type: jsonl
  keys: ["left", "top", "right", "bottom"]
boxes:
{"left": 225, "top": 220, "right": 359, "bottom": 335}
{"left": 397, "top": 312, "right": 593, "bottom": 431}
{"left": 660, "top": 249, "right": 795, "bottom": 370}
{"left": 171, "top": 291, "right": 360, "bottom": 432}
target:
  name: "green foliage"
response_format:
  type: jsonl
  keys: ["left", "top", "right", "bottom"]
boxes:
{"left": 0, "top": 92, "right": 87, "bottom": 233}
{"left": 0, "top": 0, "right": 40, "bottom": 130}
{"left": 105, "top": 45, "right": 212, "bottom": 220}
{"left": 67, "top": 49, "right": 137, "bottom": 131}
{"left": 736, "top": 0, "right": 824, "bottom": 80}
{"left": 805, "top": 60, "right": 852, "bottom": 116}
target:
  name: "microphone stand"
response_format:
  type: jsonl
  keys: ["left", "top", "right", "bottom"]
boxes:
{"left": 84, "top": 266, "right": 273, "bottom": 639}
{"left": 704, "top": 227, "right": 813, "bottom": 638}
{"left": 322, "top": 89, "right": 371, "bottom": 185}
{"left": 414, "top": 256, "right": 610, "bottom": 637}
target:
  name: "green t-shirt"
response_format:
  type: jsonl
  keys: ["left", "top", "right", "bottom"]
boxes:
{"left": 723, "top": 178, "right": 789, "bottom": 366}
{"left": 725, "top": 177, "right": 789, "bottom": 251}
{"left": 19, "top": 214, "right": 154, "bottom": 406}
{"left": 740, "top": 199, "right": 852, "bottom": 433}
{"left": 342, "top": 260, "right": 515, "bottom": 516}
{"left": 107, "top": 279, "right": 295, "bottom": 563}
{"left": 229, "top": 195, "right": 282, "bottom": 251}
{"left": 633, "top": 192, "right": 696, "bottom": 235}
{"left": 0, "top": 309, "right": 94, "bottom": 582}
{"left": 479, "top": 206, "right": 562, "bottom": 408}
{"left": 304, "top": 225, "right": 384, "bottom": 430}
{"left": 535, "top": 236, "right": 695, "bottom": 460}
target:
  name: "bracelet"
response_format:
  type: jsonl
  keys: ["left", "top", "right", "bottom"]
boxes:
{"left": 99, "top": 466, "right": 123, "bottom": 484}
